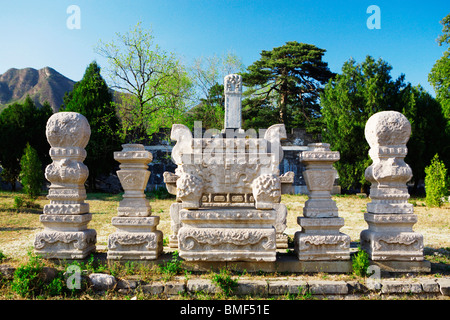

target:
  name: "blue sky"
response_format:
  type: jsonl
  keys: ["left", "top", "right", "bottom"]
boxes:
{"left": 0, "top": 1, "right": 448, "bottom": 95}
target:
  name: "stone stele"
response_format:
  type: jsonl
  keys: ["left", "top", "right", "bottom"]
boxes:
{"left": 34, "top": 112, "right": 96, "bottom": 259}
{"left": 107, "top": 144, "right": 163, "bottom": 260}
{"left": 360, "top": 111, "right": 424, "bottom": 261}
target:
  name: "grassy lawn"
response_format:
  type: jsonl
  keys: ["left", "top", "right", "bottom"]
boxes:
{"left": 0, "top": 190, "right": 449, "bottom": 265}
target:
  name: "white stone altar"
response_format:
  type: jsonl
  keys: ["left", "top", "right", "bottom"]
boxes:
{"left": 360, "top": 111, "right": 424, "bottom": 261}
{"left": 107, "top": 144, "right": 163, "bottom": 260}
{"left": 164, "top": 74, "right": 292, "bottom": 261}
{"left": 294, "top": 143, "right": 350, "bottom": 260}
{"left": 34, "top": 112, "right": 96, "bottom": 259}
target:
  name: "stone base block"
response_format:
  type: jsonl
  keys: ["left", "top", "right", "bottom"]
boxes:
{"left": 178, "top": 226, "right": 276, "bottom": 262}
{"left": 39, "top": 213, "right": 93, "bottom": 231}
{"left": 294, "top": 232, "right": 351, "bottom": 261}
{"left": 107, "top": 216, "right": 163, "bottom": 260}
{"left": 107, "top": 230, "right": 163, "bottom": 260}
{"left": 34, "top": 229, "right": 96, "bottom": 259}
{"left": 360, "top": 229, "right": 424, "bottom": 261}
{"left": 369, "top": 260, "right": 431, "bottom": 273}
{"left": 303, "top": 199, "right": 338, "bottom": 218}
{"left": 360, "top": 212, "right": 424, "bottom": 261}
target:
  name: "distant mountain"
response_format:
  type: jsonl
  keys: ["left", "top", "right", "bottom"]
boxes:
{"left": 0, "top": 67, "right": 75, "bottom": 112}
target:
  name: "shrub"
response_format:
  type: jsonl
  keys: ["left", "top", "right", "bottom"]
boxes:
{"left": 19, "top": 143, "right": 43, "bottom": 200}
{"left": 13, "top": 196, "right": 24, "bottom": 210}
{"left": 0, "top": 250, "right": 6, "bottom": 262}
{"left": 159, "top": 250, "right": 183, "bottom": 280}
{"left": 425, "top": 154, "right": 449, "bottom": 207}
{"left": 11, "top": 251, "right": 45, "bottom": 298}
{"left": 352, "top": 247, "right": 371, "bottom": 277}
{"left": 211, "top": 267, "right": 238, "bottom": 297}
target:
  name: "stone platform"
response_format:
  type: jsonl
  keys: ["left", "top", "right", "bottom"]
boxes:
{"left": 105, "top": 249, "right": 431, "bottom": 274}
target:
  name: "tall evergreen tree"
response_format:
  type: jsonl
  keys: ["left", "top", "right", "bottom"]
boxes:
{"left": 62, "top": 61, "right": 122, "bottom": 191}
{"left": 19, "top": 143, "right": 43, "bottom": 199}
{"left": 0, "top": 97, "right": 52, "bottom": 190}
{"left": 428, "top": 13, "right": 450, "bottom": 167}
{"left": 320, "top": 56, "right": 413, "bottom": 192}
{"left": 241, "top": 41, "right": 334, "bottom": 133}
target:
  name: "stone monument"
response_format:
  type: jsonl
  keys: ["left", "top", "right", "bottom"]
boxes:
{"left": 163, "top": 74, "right": 292, "bottom": 261}
{"left": 360, "top": 111, "right": 425, "bottom": 261}
{"left": 107, "top": 144, "right": 163, "bottom": 260}
{"left": 294, "top": 143, "right": 350, "bottom": 260}
{"left": 34, "top": 112, "right": 96, "bottom": 259}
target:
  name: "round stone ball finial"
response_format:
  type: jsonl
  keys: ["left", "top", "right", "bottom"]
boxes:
{"left": 364, "top": 111, "right": 411, "bottom": 147}
{"left": 46, "top": 112, "right": 91, "bottom": 148}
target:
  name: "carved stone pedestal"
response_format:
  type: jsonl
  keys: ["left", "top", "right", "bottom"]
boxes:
{"left": 360, "top": 111, "right": 425, "bottom": 262}
{"left": 107, "top": 144, "right": 163, "bottom": 260}
{"left": 34, "top": 112, "right": 96, "bottom": 259}
{"left": 177, "top": 207, "right": 277, "bottom": 261}
{"left": 108, "top": 217, "right": 163, "bottom": 260}
{"left": 294, "top": 143, "right": 350, "bottom": 261}
{"left": 360, "top": 213, "right": 424, "bottom": 261}
{"left": 294, "top": 217, "right": 350, "bottom": 260}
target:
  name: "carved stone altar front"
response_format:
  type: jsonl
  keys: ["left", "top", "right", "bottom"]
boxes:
{"left": 164, "top": 74, "right": 292, "bottom": 261}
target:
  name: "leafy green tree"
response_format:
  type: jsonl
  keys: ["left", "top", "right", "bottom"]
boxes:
{"left": 62, "top": 61, "right": 122, "bottom": 190}
{"left": 320, "top": 56, "right": 412, "bottom": 192}
{"left": 428, "top": 13, "right": 450, "bottom": 167}
{"left": 241, "top": 41, "right": 334, "bottom": 133}
{"left": 185, "top": 83, "right": 225, "bottom": 130}
{"left": 188, "top": 52, "right": 244, "bottom": 130}
{"left": 96, "top": 22, "right": 193, "bottom": 143}
{"left": 19, "top": 143, "right": 43, "bottom": 199}
{"left": 424, "top": 154, "right": 449, "bottom": 207}
{"left": 402, "top": 85, "right": 447, "bottom": 193}
{"left": 0, "top": 97, "right": 52, "bottom": 190}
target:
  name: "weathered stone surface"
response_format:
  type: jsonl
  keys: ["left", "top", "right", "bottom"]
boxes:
{"left": 163, "top": 74, "right": 293, "bottom": 261}
{"left": 224, "top": 74, "right": 243, "bottom": 130}
{"left": 364, "top": 111, "right": 413, "bottom": 214}
{"left": 308, "top": 280, "right": 348, "bottom": 295}
{"left": 35, "top": 112, "right": 96, "bottom": 259}
{"left": 89, "top": 273, "right": 117, "bottom": 291}
{"left": 438, "top": 278, "right": 450, "bottom": 296}
{"left": 186, "top": 279, "right": 219, "bottom": 295}
{"left": 235, "top": 279, "right": 268, "bottom": 296}
{"left": 295, "top": 143, "right": 350, "bottom": 261}
{"left": 267, "top": 279, "right": 308, "bottom": 295}
{"left": 361, "top": 111, "right": 424, "bottom": 262}
{"left": 380, "top": 280, "right": 422, "bottom": 294}
{"left": 420, "top": 279, "right": 439, "bottom": 293}
{"left": 141, "top": 282, "right": 164, "bottom": 295}
{"left": 107, "top": 144, "right": 163, "bottom": 260}
{"left": 0, "top": 265, "right": 15, "bottom": 280}
{"left": 164, "top": 280, "right": 186, "bottom": 295}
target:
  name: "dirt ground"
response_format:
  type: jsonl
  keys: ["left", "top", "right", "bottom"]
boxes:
{"left": 0, "top": 191, "right": 449, "bottom": 266}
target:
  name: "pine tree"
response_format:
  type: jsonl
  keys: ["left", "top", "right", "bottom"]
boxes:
{"left": 19, "top": 143, "right": 43, "bottom": 199}
{"left": 241, "top": 41, "right": 334, "bottom": 133}
{"left": 62, "top": 61, "right": 122, "bottom": 191}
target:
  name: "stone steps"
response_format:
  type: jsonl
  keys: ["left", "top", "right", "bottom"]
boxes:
{"left": 113, "top": 275, "right": 450, "bottom": 299}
